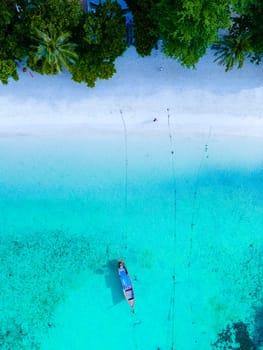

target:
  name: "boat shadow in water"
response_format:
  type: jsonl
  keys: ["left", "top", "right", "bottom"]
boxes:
{"left": 104, "top": 259, "right": 124, "bottom": 306}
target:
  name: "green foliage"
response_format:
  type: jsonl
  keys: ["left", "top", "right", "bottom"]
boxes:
{"left": 70, "top": 55, "right": 116, "bottom": 87}
{"left": 27, "top": 25, "right": 78, "bottom": 75}
{"left": 0, "top": 1, "right": 25, "bottom": 84}
{"left": 0, "top": 0, "right": 14, "bottom": 25}
{"left": 0, "top": 60, "right": 18, "bottom": 85}
{"left": 244, "top": 1, "right": 263, "bottom": 61}
{"left": 70, "top": 0, "right": 127, "bottom": 87}
{"left": 215, "top": 0, "right": 263, "bottom": 70}
{"left": 232, "top": 0, "right": 252, "bottom": 14}
{"left": 0, "top": 0, "right": 82, "bottom": 84}
{"left": 156, "top": 0, "right": 231, "bottom": 67}
{"left": 83, "top": 0, "right": 127, "bottom": 58}
{"left": 214, "top": 32, "right": 252, "bottom": 71}
{"left": 22, "top": 0, "right": 82, "bottom": 33}
{"left": 124, "top": 0, "right": 158, "bottom": 56}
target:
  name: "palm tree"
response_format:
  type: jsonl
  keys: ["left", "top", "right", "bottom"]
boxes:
{"left": 29, "top": 24, "right": 78, "bottom": 74}
{"left": 214, "top": 33, "right": 252, "bottom": 72}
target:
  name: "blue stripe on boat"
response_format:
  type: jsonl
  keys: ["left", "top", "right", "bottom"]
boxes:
{"left": 120, "top": 270, "right": 132, "bottom": 290}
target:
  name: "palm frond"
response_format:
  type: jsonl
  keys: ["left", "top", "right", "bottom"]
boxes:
{"left": 214, "top": 33, "right": 251, "bottom": 71}
{"left": 30, "top": 25, "right": 78, "bottom": 74}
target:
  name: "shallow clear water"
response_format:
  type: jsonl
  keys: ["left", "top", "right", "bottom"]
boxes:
{"left": 0, "top": 129, "right": 263, "bottom": 350}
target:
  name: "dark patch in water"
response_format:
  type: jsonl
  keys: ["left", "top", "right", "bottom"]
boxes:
{"left": 253, "top": 306, "right": 263, "bottom": 347}
{"left": 0, "top": 230, "right": 96, "bottom": 349}
{"left": 0, "top": 322, "right": 40, "bottom": 350}
{"left": 212, "top": 320, "right": 257, "bottom": 350}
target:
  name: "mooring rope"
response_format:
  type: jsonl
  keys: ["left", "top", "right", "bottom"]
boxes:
{"left": 167, "top": 108, "right": 177, "bottom": 350}
{"left": 119, "top": 109, "right": 128, "bottom": 252}
{"left": 188, "top": 126, "right": 212, "bottom": 267}
{"left": 130, "top": 312, "right": 141, "bottom": 350}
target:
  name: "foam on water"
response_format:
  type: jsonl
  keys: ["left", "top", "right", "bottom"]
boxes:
{"left": 0, "top": 130, "right": 262, "bottom": 350}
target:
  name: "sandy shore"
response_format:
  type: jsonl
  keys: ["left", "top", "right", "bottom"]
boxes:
{"left": 0, "top": 47, "right": 263, "bottom": 137}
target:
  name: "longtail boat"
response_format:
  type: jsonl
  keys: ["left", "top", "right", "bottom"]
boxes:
{"left": 118, "top": 260, "right": 135, "bottom": 311}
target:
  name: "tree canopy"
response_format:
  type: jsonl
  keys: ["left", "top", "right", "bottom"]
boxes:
{"left": 124, "top": 0, "right": 158, "bottom": 56}
{"left": 0, "top": 0, "right": 126, "bottom": 86}
{"left": 0, "top": 0, "right": 262, "bottom": 85}
{"left": 156, "top": 0, "right": 231, "bottom": 67}
{"left": 215, "top": 0, "right": 263, "bottom": 70}
{"left": 70, "top": 0, "right": 127, "bottom": 87}
{"left": 0, "top": 0, "right": 25, "bottom": 83}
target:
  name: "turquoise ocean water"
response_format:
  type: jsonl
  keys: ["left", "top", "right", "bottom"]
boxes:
{"left": 0, "top": 128, "right": 263, "bottom": 350}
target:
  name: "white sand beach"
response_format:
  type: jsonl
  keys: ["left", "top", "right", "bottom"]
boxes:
{"left": 1, "top": 46, "right": 263, "bottom": 139}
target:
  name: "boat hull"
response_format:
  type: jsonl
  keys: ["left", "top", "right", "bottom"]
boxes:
{"left": 118, "top": 260, "right": 135, "bottom": 310}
